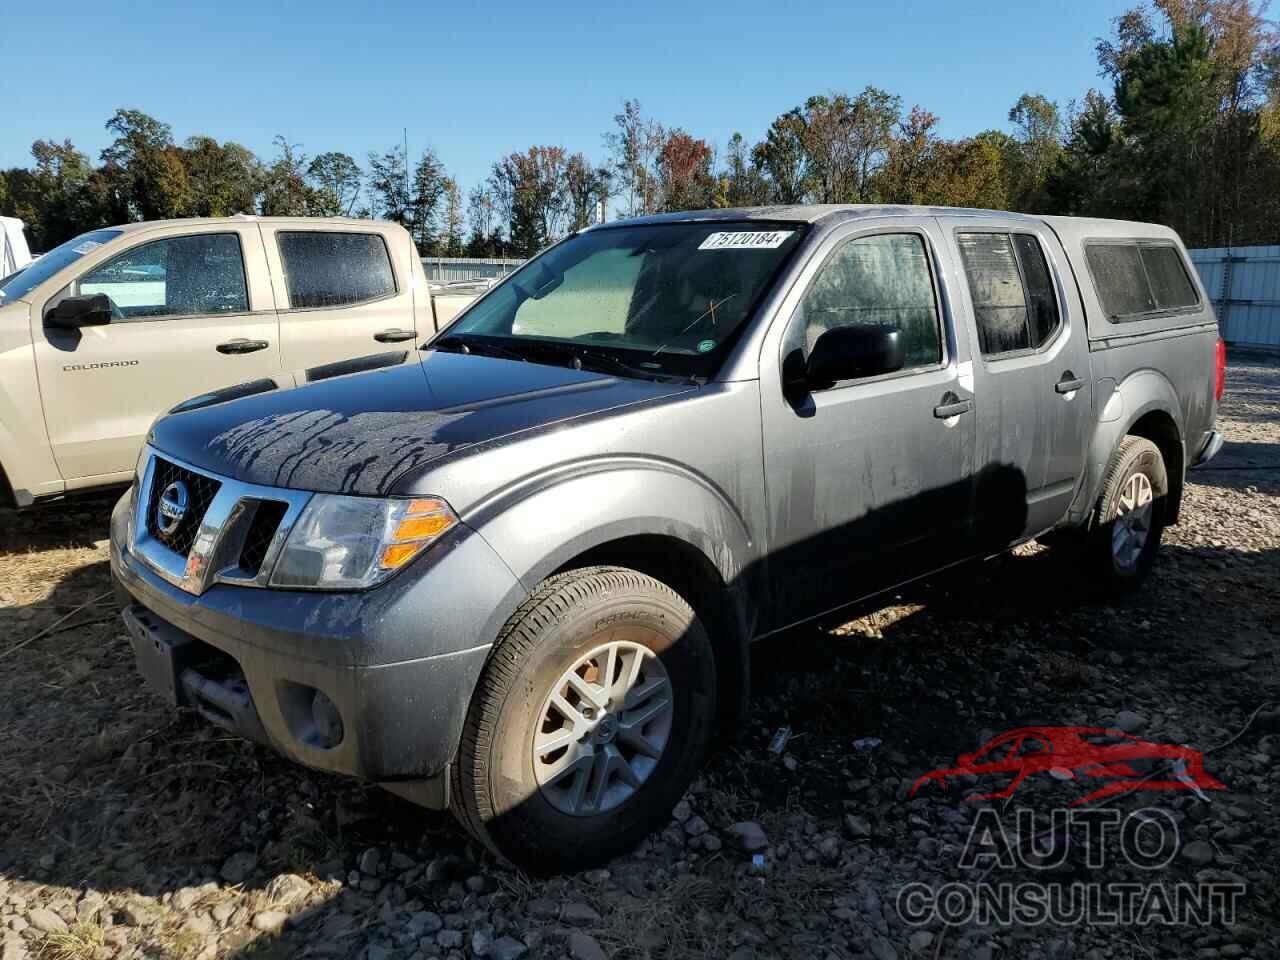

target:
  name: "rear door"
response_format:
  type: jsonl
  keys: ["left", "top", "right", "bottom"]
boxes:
{"left": 264, "top": 225, "right": 423, "bottom": 371}
{"left": 29, "top": 225, "right": 281, "bottom": 483}
{"left": 946, "top": 218, "right": 1091, "bottom": 542}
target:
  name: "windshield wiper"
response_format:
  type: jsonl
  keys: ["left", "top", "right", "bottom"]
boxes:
{"left": 432, "top": 334, "right": 529, "bottom": 364}
{"left": 525, "top": 342, "right": 700, "bottom": 385}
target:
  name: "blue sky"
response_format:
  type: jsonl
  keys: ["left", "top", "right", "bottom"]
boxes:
{"left": 3, "top": 0, "right": 1127, "bottom": 200}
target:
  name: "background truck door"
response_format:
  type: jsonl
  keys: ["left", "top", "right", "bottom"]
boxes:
{"left": 946, "top": 218, "right": 1092, "bottom": 539}
{"left": 759, "top": 221, "right": 977, "bottom": 631}
{"left": 264, "top": 226, "right": 425, "bottom": 371}
{"left": 29, "top": 225, "right": 281, "bottom": 483}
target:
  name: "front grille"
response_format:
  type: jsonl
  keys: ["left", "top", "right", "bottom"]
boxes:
{"left": 239, "top": 501, "right": 288, "bottom": 576}
{"left": 146, "top": 458, "right": 222, "bottom": 557}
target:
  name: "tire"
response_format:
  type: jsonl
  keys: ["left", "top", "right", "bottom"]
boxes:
{"left": 1091, "top": 436, "right": 1168, "bottom": 595}
{"left": 450, "top": 565, "right": 717, "bottom": 873}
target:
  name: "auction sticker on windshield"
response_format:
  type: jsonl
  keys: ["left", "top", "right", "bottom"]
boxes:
{"left": 698, "top": 230, "right": 794, "bottom": 251}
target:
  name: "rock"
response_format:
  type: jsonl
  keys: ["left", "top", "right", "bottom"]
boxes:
{"left": 1182, "top": 840, "right": 1216, "bottom": 866}
{"left": 489, "top": 936, "right": 527, "bottom": 960}
{"left": 683, "top": 816, "right": 710, "bottom": 837}
{"left": 2, "top": 941, "right": 28, "bottom": 960}
{"left": 868, "top": 936, "right": 898, "bottom": 960}
{"left": 568, "top": 932, "right": 608, "bottom": 960}
{"left": 221, "top": 851, "right": 258, "bottom": 884}
{"left": 119, "top": 902, "right": 154, "bottom": 927}
{"left": 702, "top": 834, "right": 722, "bottom": 852}
{"left": 390, "top": 851, "right": 415, "bottom": 870}
{"left": 406, "top": 912, "right": 443, "bottom": 936}
{"left": 672, "top": 800, "right": 692, "bottom": 823}
{"left": 725, "top": 821, "right": 769, "bottom": 852}
{"left": 25, "top": 910, "right": 67, "bottom": 935}
{"left": 563, "top": 902, "right": 601, "bottom": 927}
{"left": 471, "top": 930, "right": 492, "bottom": 956}
{"left": 252, "top": 911, "right": 289, "bottom": 933}
{"left": 183, "top": 913, "right": 214, "bottom": 935}
{"left": 436, "top": 929, "right": 464, "bottom": 949}
{"left": 211, "top": 902, "right": 236, "bottom": 925}
{"left": 1115, "top": 711, "right": 1148, "bottom": 734}
{"left": 172, "top": 887, "right": 202, "bottom": 910}
{"left": 844, "top": 815, "right": 873, "bottom": 839}
{"left": 909, "top": 930, "right": 934, "bottom": 953}
{"left": 75, "top": 895, "right": 104, "bottom": 923}
{"left": 526, "top": 898, "right": 557, "bottom": 919}
{"left": 265, "top": 873, "right": 311, "bottom": 906}
{"left": 359, "top": 848, "right": 383, "bottom": 876}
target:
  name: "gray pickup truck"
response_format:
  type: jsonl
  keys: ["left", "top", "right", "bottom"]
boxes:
{"left": 110, "top": 204, "right": 1224, "bottom": 872}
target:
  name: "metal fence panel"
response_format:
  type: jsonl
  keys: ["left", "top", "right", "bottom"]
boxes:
{"left": 421, "top": 257, "right": 524, "bottom": 283}
{"left": 1189, "top": 245, "right": 1280, "bottom": 351}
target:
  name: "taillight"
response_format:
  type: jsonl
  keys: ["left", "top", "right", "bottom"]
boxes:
{"left": 1214, "top": 337, "right": 1226, "bottom": 401}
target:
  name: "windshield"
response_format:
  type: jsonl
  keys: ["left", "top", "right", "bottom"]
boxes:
{"left": 0, "top": 229, "right": 122, "bottom": 303}
{"left": 439, "top": 222, "right": 805, "bottom": 380}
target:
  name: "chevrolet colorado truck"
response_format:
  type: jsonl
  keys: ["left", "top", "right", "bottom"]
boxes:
{"left": 0, "top": 216, "right": 472, "bottom": 507}
{"left": 110, "top": 205, "right": 1225, "bottom": 872}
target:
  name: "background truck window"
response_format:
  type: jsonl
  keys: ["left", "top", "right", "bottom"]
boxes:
{"left": 794, "top": 233, "right": 942, "bottom": 369}
{"left": 277, "top": 232, "right": 396, "bottom": 309}
{"left": 957, "top": 232, "right": 1061, "bottom": 356}
{"left": 78, "top": 233, "right": 248, "bottom": 321}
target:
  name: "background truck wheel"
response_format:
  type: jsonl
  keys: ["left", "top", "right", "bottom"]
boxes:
{"left": 1092, "top": 436, "right": 1168, "bottom": 594}
{"left": 450, "top": 565, "right": 716, "bottom": 873}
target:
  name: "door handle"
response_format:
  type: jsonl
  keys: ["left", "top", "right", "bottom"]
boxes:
{"left": 1055, "top": 373, "right": 1086, "bottom": 394}
{"left": 374, "top": 328, "right": 417, "bottom": 343}
{"left": 933, "top": 393, "right": 973, "bottom": 419}
{"left": 216, "top": 339, "right": 269, "bottom": 355}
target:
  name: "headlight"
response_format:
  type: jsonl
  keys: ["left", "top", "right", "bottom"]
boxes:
{"left": 269, "top": 495, "right": 458, "bottom": 590}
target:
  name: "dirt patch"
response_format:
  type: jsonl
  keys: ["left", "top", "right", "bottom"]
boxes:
{"left": 1, "top": 358, "right": 1278, "bottom": 959}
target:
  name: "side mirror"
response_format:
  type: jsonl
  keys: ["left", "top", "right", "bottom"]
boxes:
{"left": 806, "top": 323, "right": 904, "bottom": 387}
{"left": 45, "top": 293, "right": 113, "bottom": 330}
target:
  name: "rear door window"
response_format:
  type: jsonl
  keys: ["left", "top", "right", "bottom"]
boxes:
{"left": 277, "top": 232, "right": 397, "bottom": 309}
{"left": 78, "top": 233, "right": 248, "bottom": 321}
{"left": 956, "top": 232, "right": 1061, "bottom": 357}
{"left": 1085, "top": 241, "right": 1198, "bottom": 321}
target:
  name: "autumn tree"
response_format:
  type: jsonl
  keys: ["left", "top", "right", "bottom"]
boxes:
{"left": 606, "top": 100, "right": 664, "bottom": 217}
{"left": 441, "top": 178, "right": 465, "bottom": 256}
{"left": 367, "top": 145, "right": 411, "bottom": 224}
{"left": 260, "top": 137, "right": 318, "bottom": 216}
{"left": 409, "top": 148, "right": 448, "bottom": 253}
{"left": 307, "top": 152, "right": 362, "bottom": 216}
{"left": 100, "top": 109, "right": 191, "bottom": 221}
{"left": 657, "top": 131, "right": 715, "bottom": 211}
{"left": 182, "top": 137, "right": 260, "bottom": 217}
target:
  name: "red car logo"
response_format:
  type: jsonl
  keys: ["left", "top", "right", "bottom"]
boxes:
{"left": 910, "top": 726, "right": 1226, "bottom": 805}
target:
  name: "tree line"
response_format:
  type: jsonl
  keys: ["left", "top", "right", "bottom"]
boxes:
{"left": 3, "top": 0, "right": 1277, "bottom": 259}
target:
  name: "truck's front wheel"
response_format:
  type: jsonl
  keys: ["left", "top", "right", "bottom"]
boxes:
{"left": 1092, "top": 436, "right": 1168, "bottom": 594}
{"left": 450, "top": 566, "right": 716, "bottom": 873}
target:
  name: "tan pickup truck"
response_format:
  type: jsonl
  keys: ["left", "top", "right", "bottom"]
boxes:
{"left": 0, "top": 216, "right": 472, "bottom": 507}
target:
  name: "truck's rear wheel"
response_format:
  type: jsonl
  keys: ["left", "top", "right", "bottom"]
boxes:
{"left": 450, "top": 566, "right": 716, "bottom": 873}
{"left": 1092, "top": 436, "right": 1167, "bottom": 594}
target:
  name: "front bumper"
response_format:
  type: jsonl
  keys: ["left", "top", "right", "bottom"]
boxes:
{"left": 109, "top": 488, "right": 526, "bottom": 795}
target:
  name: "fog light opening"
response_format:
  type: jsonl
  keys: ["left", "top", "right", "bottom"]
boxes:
{"left": 311, "top": 689, "right": 344, "bottom": 749}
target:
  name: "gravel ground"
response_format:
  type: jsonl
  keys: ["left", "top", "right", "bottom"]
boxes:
{"left": 1, "top": 356, "right": 1277, "bottom": 960}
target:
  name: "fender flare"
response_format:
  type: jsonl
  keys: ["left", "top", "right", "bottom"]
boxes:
{"left": 1071, "top": 368, "right": 1186, "bottom": 526}
{"left": 464, "top": 455, "right": 756, "bottom": 592}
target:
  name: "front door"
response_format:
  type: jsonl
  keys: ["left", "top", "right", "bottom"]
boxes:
{"left": 759, "top": 222, "right": 977, "bottom": 631}
{"left": 264, "top": 226, "right": 424, "bottom": 372}
{"left": 29, "top": 226, "right": 281, "bottom": 482}
{"left": 946, "top": 219, "right": 1092, "bottom": 541}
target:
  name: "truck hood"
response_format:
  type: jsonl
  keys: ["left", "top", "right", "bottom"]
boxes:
{"left": 148, "top": 350, "right": 697, "bottom": 495}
